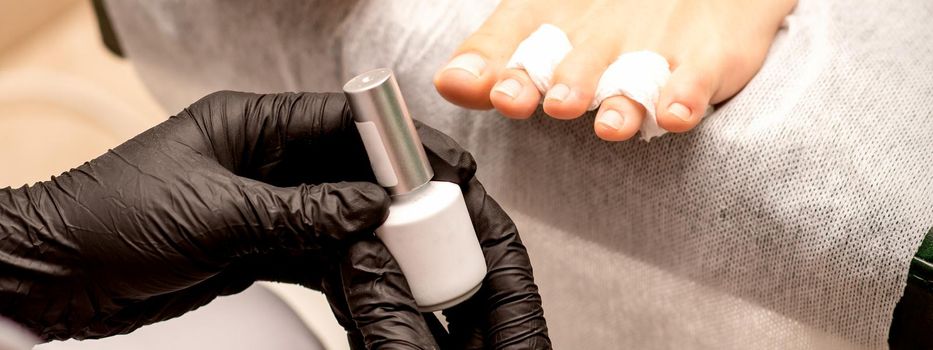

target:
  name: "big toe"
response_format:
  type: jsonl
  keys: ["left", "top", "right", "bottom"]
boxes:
{"left": 434, "top": 52, "right": 496, "bottom": 110}
{"left": 434, "top": 2, "right": 539, "bottom": 110}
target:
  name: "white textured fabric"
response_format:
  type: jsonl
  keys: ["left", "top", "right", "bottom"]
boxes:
{"left": 104, "top": 0, "right": 933, "bottom": 348}
{"left": 506, "top": 24, "right": 674, "bottom": 140}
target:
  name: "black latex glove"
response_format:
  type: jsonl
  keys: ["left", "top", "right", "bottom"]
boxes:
{"left": 0, "top": 91, "right": 390, "bottom": 340}
{"left": 330, "top": 123, "right": 551, "bottom": 349}
{"left": 0, "top": 91, "right": 550, "bottom": 348}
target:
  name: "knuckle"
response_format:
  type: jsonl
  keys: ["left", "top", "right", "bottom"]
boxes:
{"left": 180, "top": 90, "right": 243, "bottom": 120}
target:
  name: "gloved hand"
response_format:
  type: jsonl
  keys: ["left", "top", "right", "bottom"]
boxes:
{"left": 331, "top": 123, "right": 552, "bottom": 349}
{"left": 0, "top": 91, "right": 551, "bottom": 349}
{"left": 0, "top": 91, "right": 390, "bottom": 340}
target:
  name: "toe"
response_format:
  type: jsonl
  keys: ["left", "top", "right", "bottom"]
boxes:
{"left": 656, "top": 62, "right": 719, "bottom": 133}
{"left": 490, "top": 69, "right": 541, "bottom": 119}
{"left": 434, "top": 52, "right": 494, "bottom": 110}
{"left": 434, "top": 2, "right": 539, "bottom": 110}
{"left": 543, "top": 40, "right": 615, "bottom": 119}
{"left": 594, "top": 96, "right": 645, "bottom": 141}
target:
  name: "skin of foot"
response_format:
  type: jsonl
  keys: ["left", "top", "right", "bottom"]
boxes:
{"left": 434, "top": 0, "right": 797, "bottom": 141}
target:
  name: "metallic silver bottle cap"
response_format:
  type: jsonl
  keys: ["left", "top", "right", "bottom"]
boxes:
{"left": 343, "top": 68, "right": 434, "bottom": 196}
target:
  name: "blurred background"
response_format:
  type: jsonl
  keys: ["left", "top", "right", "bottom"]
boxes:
{"left": 0, "top": 1, "right": 348, "bottom": 349}
{"left": 0, "top": 0, "right": 162, "bottom": 186}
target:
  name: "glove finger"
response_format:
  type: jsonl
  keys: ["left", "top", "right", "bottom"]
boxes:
{"left": 422, "top": 312, "right": 454, "bottom": 348}
{"left": 225, "top": 179, "right": 389, "bottom": 255}
{"left": 320, "top": 264, "right": 369, "bottom": 350}
{"left": 253, "top": 92, "right": 377, "bottom": 186}
{"left": 441, "top": 296, "right": 486, "bottom": 349}
{"left": 182, "top": 91, "right": 374, "bottom": 187}
{"left": 340, "top": 237, "right": 439, "bottom": 349}
{"left": 445, "top": 178, "right": 550, "bottom": 349}
{"left": 413, "top": 120, "right": 477, "bottom": 185}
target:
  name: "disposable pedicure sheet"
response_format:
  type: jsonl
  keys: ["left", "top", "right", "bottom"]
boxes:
{"left": 107, "top": 0, "right": 933, "bottom": 348}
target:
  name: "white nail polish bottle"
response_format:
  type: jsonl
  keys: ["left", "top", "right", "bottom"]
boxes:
{"left": 343, "top": 68, "right": 487, "bottom": 311}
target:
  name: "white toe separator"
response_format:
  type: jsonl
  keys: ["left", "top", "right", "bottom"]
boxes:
{"left": 505, "top": 24, "right": 572, "bottom": 93}
{"left": 591, "top": 51, "right": 671, "bottom": 141}
{"left": 506, "top": 24, "right": 702, "bottom": 141}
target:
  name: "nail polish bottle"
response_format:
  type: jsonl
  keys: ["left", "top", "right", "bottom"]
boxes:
{"left": 343, "top": 68, "right": 487, "bottom": 311}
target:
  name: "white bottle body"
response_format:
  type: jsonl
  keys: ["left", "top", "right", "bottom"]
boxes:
{"left": 376, "top": 181, "right": 487, "bottom": 311}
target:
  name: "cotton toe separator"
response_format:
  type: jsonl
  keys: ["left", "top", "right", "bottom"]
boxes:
{"left": 506, "top": 24, "right": 692, "bottom": 141}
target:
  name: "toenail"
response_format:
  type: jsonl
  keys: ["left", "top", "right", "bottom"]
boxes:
{"left": 668, "top": 102, "right": 692, "bottom": 121}
{"left": 596, "top": 109, "right": 625, "bottom": 131}
{"left": 545, "top": 84, "right": 571, "bottom": 102}
{"left": 493, "top": 79, "right": 523, "bottom": 99}
{"left": 443, "top": 53, "right": 487, "bottom": 78}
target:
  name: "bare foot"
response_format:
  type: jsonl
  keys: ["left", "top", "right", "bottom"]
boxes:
{"left": 434, "top": 0, "right": 796, "bottom": 141}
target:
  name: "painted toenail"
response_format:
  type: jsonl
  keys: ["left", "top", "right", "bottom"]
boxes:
{"left": 493, "top": 79, "right": 523, "bottom": 99}
{"left": 443, "top": 53, "right": 486, "bottom": 78}
{"left": 545, "top": 84, "right": 571, "bottom": 102}
{"left": 668, "top": 102, "right": 692, "bottom": 121}
{"left": 596, "top": 110, "right": 625, "bottom": 131}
